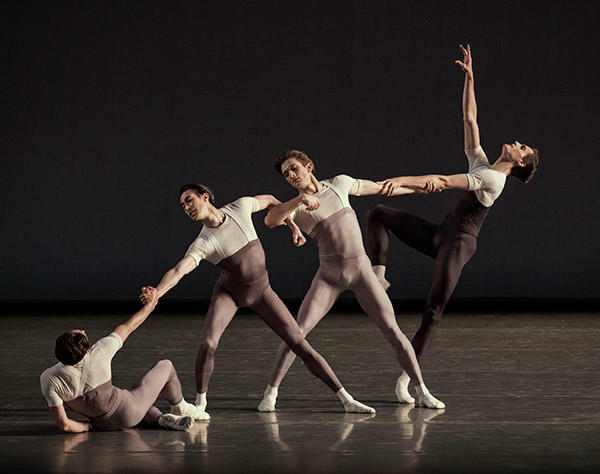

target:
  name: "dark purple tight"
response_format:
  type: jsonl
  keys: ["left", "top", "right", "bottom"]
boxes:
{"left": 367, "top": 204, "right": 477, "bottom": 358}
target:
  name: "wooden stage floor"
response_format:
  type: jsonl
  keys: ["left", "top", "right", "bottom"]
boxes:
{"left": 1, "top": 311, "right": 598, "bottom": 473}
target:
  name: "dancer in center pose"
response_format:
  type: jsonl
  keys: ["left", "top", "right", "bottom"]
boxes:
{"left": 367, "top": 44, "right": 540, "bottom": 399}
{"left": 140, "top": 184, "right": 375, "bottom": 418}
{"left": 257, "top": 153, "right": 445, "bottom": 412}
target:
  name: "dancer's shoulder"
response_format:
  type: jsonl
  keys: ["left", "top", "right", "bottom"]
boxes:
{"left": 465, "top": 145, "right": 489, "bottom": 170}
{"left": 223, "top": 196, "right": 259, "bottom": 214}
{"left": 329, "top": 174, "right": 361, "bottom": 196}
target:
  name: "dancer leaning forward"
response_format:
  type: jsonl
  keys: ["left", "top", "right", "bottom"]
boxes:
{"left": 140, "top": 184, "right": 376, "bottom": 419}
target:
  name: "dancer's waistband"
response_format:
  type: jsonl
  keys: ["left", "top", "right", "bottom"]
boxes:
{"left": 319, "top": 249, "right": 366, "bottom": 263}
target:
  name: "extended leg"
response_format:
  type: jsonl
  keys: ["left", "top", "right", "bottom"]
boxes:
{"left": 254, "top": 285, "right": 342, "bottom": 391}
{"left": 351, "top": 262, "right": 444, "bottom": 409}
{"left": 195, "top": 285, "right": 238, "bottom": 400}
{"left": 412, "top": 236, "right": 476, "bottom": 359}
{"left": 268, "top": 270, "right": 341, "bottom": 389}
{"left": 255, "top": 285, "right": 375, "bottom": 414}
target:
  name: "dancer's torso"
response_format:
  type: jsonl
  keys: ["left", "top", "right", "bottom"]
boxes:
{"left": 291, "top": 175, "right": 366, "bottom": 262}
{"left": 64, "top": 380, "right": 124, "bottom": 430}
{"left": 441, "top": 146, "right": 506, "bottom": 238}
{"left": 40, "top": 333, "right": 123, "bottom": 422}
{"left": 185, "top": 197, "right": 260, "bottom": 266}
{"left": 185, "top": 197, "right": 269, "bottom": 306}
{"left": 441, "top": 191, "right": 491, "bottom": 237}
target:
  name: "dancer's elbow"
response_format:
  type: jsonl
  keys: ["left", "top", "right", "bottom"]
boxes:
{"left": 264, "top": 214, "right": 283, "bottom": 228}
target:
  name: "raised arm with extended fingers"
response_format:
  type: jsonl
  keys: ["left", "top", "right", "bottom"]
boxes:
{"left": 376, "top": 44, "right": 482, "bottom": 196}
{"left": 455, "top": 43, "right": 480, "bottom": 150}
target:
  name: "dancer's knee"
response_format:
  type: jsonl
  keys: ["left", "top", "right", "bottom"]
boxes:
{"left": 200, "top": 338, "right": 219, "bottom": 357}
{"left": 156, "top": 359, "right": 174, "bottom": 370}
{"left": 289, "top": 340, "right": 313, "bottom": 360}
{"left": 367, "top": 204, "right": 387, "bottom": 225}
{"left": 423, "top": 304, "right": 444, "bottom": 327}
{"left": 380, "top": 323, "right": 407, "bottom": 345}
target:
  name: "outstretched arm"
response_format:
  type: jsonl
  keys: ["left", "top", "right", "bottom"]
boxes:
{"left": 455, "top": 44, "right": 480, "bottom": 150}
{"left": 253, "top": 194, "right": 306, "bottom": 246}
{"left": 140, "top": 256, "right": 197, "bottom": 305}
{"left": 114, "top": 287, "right": 158, "bottom": 343}
{"left": 378, "top": 174, "right": 469, "bottom": 195}
{"left": 357, "top": 178, "right": 431, "bottom": 197}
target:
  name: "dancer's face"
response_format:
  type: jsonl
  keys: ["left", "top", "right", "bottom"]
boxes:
{"left": 280, "top": 158, "right": 313, "bottom": 189}
{"left": 501, "top": 141, "right": 534, "bottom": 166}
{"left": 180, "top": 190, "right": 210, "bottom": 221}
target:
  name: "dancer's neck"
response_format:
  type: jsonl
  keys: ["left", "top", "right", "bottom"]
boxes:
{"left": 201, "top": 206, "right": 226, "bottom": 228}
{"left": 298, "top": 174, "right": 322, "bottom": 195}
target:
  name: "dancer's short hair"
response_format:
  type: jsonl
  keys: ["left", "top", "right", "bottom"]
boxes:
{"left": 55, "top": 331, "right": 90, "bottom": 365}
{"left": 510, "top": 148, "right": 540, "bottom": 183}
{"left": 178, "top": 184, "right": 216, "bottom": 205}
{"left": 275, "top": 150, "right": 315, "bottom": 174}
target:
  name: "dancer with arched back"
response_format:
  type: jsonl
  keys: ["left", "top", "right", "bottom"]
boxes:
{"left": 367, "top": 45, "right": 540, "bottom": 400}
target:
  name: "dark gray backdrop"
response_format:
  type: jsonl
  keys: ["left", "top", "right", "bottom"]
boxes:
{"left": 2, "top": 0, "right": 598, "bottom": 301}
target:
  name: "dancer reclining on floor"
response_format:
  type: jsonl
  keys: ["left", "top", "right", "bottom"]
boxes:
{"left": 40, "top": 287, "right": 203, "bottom": 432}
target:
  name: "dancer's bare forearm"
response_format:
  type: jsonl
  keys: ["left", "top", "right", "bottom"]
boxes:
{"left": 264, "top": 195, "right": 306, "bottom": 228}
{"left": 50, "top": 405, "right": 91, "bottom": 433}
{"left": 455, "top": 44, "right": 480, "bottom": 150}
{"left": 114, "top": 288, "right": 158, "bottom": 342}
{"left": 140, "top": 257, "right": 196, "bottom": 303}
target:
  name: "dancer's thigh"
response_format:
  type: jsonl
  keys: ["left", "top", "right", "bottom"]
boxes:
{"left": 377, "top": 206, "right": 438, "bottom": 258}
{"left": 352, "top": 260, "right": 401, "bottom": 333}
{"left": 253, "top": 286, "right": 304, "bottom": 347}
{"left": 203, "top": 285, "right": 238, "bottom": 344}
{"left": 427, "top": 236, "right": 476, "bottom": 307}
{"left": 296, "top": 268, "right": 342, "bottom": 335}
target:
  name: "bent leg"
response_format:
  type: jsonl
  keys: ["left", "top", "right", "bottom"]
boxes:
{"left": 267, "top": 270, "right": 341, "bottom": 388}
{"left": 367, "top": 205, "right": 438, "bottom": 265}
{"left": 253, "top": 285, "right": 342, "bottom": 392}
{"left": 196, "top": 286, "right": 238, "bottom": 393}
{"left": 116, "top": 359, "right": 184, "bottom": 428}
{"left": 412, "top": 236, "right": 476, "bottom": 358}
{"left": 142, "top": 407, "right": 163, "bottom": 425}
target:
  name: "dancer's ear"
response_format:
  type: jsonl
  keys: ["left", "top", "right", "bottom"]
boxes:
{"left": 306, "top": 161, "right": 314, "bottom": 173}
